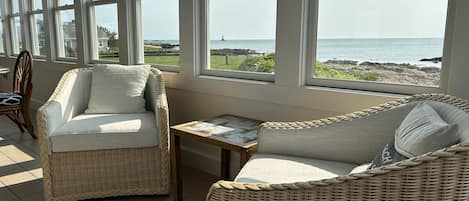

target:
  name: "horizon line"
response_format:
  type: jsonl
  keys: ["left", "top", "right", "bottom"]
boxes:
{"left": 144, "top": 37, "right": 444, "bottom": 41}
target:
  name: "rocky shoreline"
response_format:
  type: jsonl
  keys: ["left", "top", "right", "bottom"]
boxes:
{"left": 321, "top": 59, "right": 441, "bottom": 86}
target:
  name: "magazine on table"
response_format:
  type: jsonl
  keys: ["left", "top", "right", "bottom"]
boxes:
{"left": 184, "top": 115, "right": 260, "bottom": 146}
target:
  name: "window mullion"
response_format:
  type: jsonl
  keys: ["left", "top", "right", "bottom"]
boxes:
{"left": 178, "top": 0, "right": 196, "bottom": 77}
{"left": 42, "top": 0, "right": 55, "bottom": 60}
{"left": 116, "top": 0, "right": 132, "bottom": 64}
{"left": 21, "top": 0, "right": 34, "bottom": 55}
{"left": 273, "top": 0, "right": 306, "bottom": 87}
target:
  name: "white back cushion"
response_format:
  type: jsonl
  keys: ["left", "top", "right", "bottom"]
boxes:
{"left": 86, "top": 64, "right": 150, "bottom": 114}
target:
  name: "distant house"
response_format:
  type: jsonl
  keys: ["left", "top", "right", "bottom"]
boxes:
{"left": 62, "top": 21, "right": 113, "bottom": 53}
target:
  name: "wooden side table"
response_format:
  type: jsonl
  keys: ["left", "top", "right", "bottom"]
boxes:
{"left": 170, "top": 114, "right": 262, "bottom": 201}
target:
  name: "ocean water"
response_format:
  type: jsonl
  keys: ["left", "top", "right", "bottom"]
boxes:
{"left": 151, "top": 38, "right": 444, "bottom": 67}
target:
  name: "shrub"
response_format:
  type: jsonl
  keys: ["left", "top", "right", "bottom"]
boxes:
{"left": 239, "top": 53, "right": 275, "bottom": 73}
{"left": 315, "top": 62, "right": 358, "bottom": 80}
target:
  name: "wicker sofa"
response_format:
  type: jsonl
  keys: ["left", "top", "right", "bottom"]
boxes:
{"left": 37, "top": 67, "right": 169, "bottom": 201}
{"left": 207, "top": 94, "right": 469, "bottom": 201}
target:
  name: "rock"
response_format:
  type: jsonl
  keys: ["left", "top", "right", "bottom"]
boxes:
{"left": 419, "top": 57, "right": 442, "bottom": 63}
{"left": 420, "top": 67, "right": 440, "bottom": 73}
{"left": 360, "top": 61, "right": 382, "bottom": 66}
{"left": 324, "top": 59, "right": 358, "bottom": 65}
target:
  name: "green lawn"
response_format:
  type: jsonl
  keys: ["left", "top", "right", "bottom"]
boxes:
{"left": 99, "top": 54, "right": 250, "bottom": 71}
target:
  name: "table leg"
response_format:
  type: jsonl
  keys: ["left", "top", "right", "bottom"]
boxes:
{"left": 240, "top": 149, "right": 256, "bottom": 168}
{"left": 221, "top": 149, "right": 230, "bottom": 179}
{"left": 171, "top": 134, "right": 183, "bottom": 201}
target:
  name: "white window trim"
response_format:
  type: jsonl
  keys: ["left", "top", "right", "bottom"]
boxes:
{"left": 28, "top": 0, "right": 46, "bottom": 58}
{"left": 8, "top": 0, "right": 24, "bottom": 56}
{"left": 197, "top": 0, "right": 275, "bottom": 82}
{"left": 0, "top": 1, "right": 7, "bottom": 55}
{"left": 53, "top": 1, "right": 78, "bottom": 61}
{"left": 303, "top": 0, "right": 455, "bottom": 95}
{"left": 87, "top": 0, "right": 119, "bottom": 64}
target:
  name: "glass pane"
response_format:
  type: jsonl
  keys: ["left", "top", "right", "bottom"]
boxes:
{"left": 11, "top": 0, "right": 20, "bottom": 13}
{"left": 314, "top": 0, "right": 448, "bottom": 87}
{"left": 209, "top": 0, "right": 277, "bottom": 73}
{"left": 32, "top": 14, "right": 46, "bottom": 56}
{"left": 0, "top": 21, "right": 4, "bottom": 53}
{"left": 142, "top": 0, "right": 180, "bottom": 66}
{"left": 12, "top": 16, "right": 22, "bottom": 54}
{"left": 57, "top": 9, "right": 77, "bottom": 58}
{"left": 93, "top": 3, "right": 119, "bottom": 62}
{"left": 58, "top": 0, "right": 74, "bottom": 6}
{"left": 32, "top": 0, "right": 43, "bottom": 10}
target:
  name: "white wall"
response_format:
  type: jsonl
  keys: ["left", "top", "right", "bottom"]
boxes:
{"left": 1, "top": 0, "right": 469, "bottom": 178}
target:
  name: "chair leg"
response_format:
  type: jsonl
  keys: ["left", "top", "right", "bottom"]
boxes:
{"left": 21, "top": 108, "right": 36, "bottom": 139}
{"left": 6, "top": 113, "right": 25, "bottom": 133}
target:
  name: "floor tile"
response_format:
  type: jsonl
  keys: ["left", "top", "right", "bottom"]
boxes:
{"left": 0, "top": 114, "right": 218, "bottom": 201}
{"left": 0, "top": 164, "right": 25, "bottom": 178}
{"left": 28, "top": 168, "right": 43, "bottom": 179}
{"left": 0, "top": 187, "right": 20, "bottom": 201}
{"left": 0, "top": 152, "right": 16, "bottom": 167}
{"left": 7, "top": 179, "right": 44, "bottom": 199}
{"left": 0, "top": 170, "right": 38, "bottom": 186}
{"left": 0, "top": 145, "right": 35, "bottom": 164}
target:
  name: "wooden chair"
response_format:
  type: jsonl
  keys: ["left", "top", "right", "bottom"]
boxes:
{"left": 0, "top": 50, "right": 35, "bottom": 138}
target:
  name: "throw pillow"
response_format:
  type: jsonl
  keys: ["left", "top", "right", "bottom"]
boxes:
{"left": 85, "top": 64, "right": 151, "bottom": 114}
{"left": 394, "top": 102, "right": 459, "bottom": 158}
{"left": 369, "top": 102, "right": 459, "bottom": 169}
{"left": 369, "top": 138, "right": 408, "bottom": 169}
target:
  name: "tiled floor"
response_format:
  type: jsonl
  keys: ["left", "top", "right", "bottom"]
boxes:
{"left": 0, "top": 116, "right": 219, "bottom": 201}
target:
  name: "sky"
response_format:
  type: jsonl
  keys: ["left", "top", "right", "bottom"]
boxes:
{"left": 96, "top": 0, "right": 448, "bottom": 41}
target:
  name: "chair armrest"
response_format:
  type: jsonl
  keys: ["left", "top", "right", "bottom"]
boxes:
{"left": 257, "top": 100, "right": 416, "bottom": 164}
{"left": 37, "top": 68, "right": 91, "bottom": 139}
{"left": 145, "top": 68, "right": 170, "bottom": 150}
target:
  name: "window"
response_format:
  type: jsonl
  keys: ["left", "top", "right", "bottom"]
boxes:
{"left": 308, "top": 0, "right": 448, "bottom": 93}
{"left": 9, "top": 0, "right": 22, "bottom": 55}
{"left": 32, "top": 0, "right": 42, "bottom": 10}
{"left": 54, "top": 1, "right": 77, "bottom": 58}
{"left": 58, "top": 0, "right": 73, "bottom": 7}
{"left": 30, "top": 0, "right": 46, "bottom": 57}
{"left": 89, "top": 1, "right": 119, "bottom": 62}
{"left": 201, "top": 0, "right": 277, "bottom": 81}
{"left": 141, "top": 0, "right": 180, "bottom": 67}
{"left": 0, "top": 1, "right": 6, "bottom": 54}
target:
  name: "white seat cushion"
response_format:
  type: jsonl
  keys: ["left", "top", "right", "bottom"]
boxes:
{"left": 235, "top": 154, "right": 357, "bottom": 184}
{"left": 50, "top": 112, "right": 158, "bottom": 152}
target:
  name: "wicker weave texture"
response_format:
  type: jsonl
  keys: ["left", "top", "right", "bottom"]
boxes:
{"left": 37, "top": 67, "right": 170, "bottom": 201}
{"left": 207, "top": 94, "right": 469, "bottom": 201}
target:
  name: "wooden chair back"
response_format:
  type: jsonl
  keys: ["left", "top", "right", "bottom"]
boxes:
{"left": 13, "top": 50, "right": 33, "bottom": 99}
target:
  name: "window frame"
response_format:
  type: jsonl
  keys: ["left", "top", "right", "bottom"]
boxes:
{"left": 28, "top": 0, "right": 46, "bottom": 58}
{"left": 197, "top": 0, "right": 276, "bottom": 82}
{"left": 138, "top": 0, "right": 181, "bottom": 71}
{"left": 53, "top": 0, "right": 78, "bottom": 62}
{"left": 87, "top": 0, "right": 119, "bottom": 64}
{"left": 303, "top": 0, "right": 454, "bottom": 94}
{"left": 0, "top": 0, "right": 7, "bottom": 55}
{"left": 8, "top": 0, "right": 24, "bottom": 56}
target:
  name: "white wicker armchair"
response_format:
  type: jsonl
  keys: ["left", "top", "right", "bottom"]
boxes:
{"left": 207, "top": 94, "right": 469, "bottom": 201}
{"left": 37, "top": 67, "right": 170, "bottom": 201}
